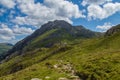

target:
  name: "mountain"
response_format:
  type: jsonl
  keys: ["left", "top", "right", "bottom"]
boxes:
{"left": 0, "top": 21, "right": 120, "bottom": 80}
{"left": 105, "top": 24, "right": 120, "bottom": 36}
{"left": 5, "top": 20, "right": 101, "bottom": 60}
{"left": 0, "top": 43, "right": 13, "bottom": 60}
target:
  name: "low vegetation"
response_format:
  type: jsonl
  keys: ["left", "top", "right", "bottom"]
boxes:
{"left": 0, "top": 21, "right": 120, "bottom": 80}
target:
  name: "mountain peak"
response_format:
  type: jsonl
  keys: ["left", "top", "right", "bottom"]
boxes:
{"left": 47, "top": 20, "right": 71, "bottom": 26}
{"left": 40, "top": 20, "right": 72, "bottom": 31}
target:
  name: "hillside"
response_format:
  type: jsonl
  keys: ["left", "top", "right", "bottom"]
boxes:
{"left": 0, "top": 43, "right": 13, "bottom": 60}
{"left": 4, "top": 20, "right": 101, "bottom": 61}
{"left": 0, "top": 21, "right": 120, "bottom": 80}
{"left": 105, "top": 24, "right": 120, "bottom": 36}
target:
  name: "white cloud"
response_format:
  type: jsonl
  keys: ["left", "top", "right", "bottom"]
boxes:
{"left": 13, "top": 25, "right": 34, "bottom": 35}
{"left": 12, "top": 0, "right": 85, "bottom": 27}
{"left": 44, "top": 0, "right": 84, "bottom": 18}
{"left": 0, "top": 24, "right": 34, "bottom": 41}
{"left": 82, "top": 0, "right": 112, "bottom": 6}
{"left": 0, "top": 0, "right": 15, "bottom": 8}
{"left": 0, "top": 0, "right": 16, "bottom": 16}
{"left": 0, "top": 24, "right": 15, "bottom": 40}
{"left": 96, "top": 22, "right": 113, "bottom": 32}
{"left": 0, "top": 9, "right": 5, "bottom": 16}
{"left": 87, "top": 2, "right": 120, "bottom": 20}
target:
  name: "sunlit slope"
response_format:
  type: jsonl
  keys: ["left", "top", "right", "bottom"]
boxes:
{"left": 0, "top": 31, "right": 120, "bottom": 80}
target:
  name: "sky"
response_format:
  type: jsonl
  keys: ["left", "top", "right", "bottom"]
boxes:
{"left": 0, "top": 0, "right": 120, "bottom": 44}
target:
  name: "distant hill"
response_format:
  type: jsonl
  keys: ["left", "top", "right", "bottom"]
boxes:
{"left": 0, "top": 43, "right": 13, "bottom": 60}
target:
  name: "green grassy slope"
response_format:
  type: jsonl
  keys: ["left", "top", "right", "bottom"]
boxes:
{"left": 0, "top": 31, "right": 120, "bottom": 80}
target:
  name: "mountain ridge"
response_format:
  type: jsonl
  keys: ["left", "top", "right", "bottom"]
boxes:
{"left": 5, "top": 20, "right": 101, "bottom": 60}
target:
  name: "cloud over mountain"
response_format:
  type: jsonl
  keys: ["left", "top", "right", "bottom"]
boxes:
{"left": 12, "top": 0, "right": 84, "bottom": 27}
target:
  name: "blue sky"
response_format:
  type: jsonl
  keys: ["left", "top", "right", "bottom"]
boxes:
{"left": 0, "top": 0, "right": 120, "bottom": 44}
